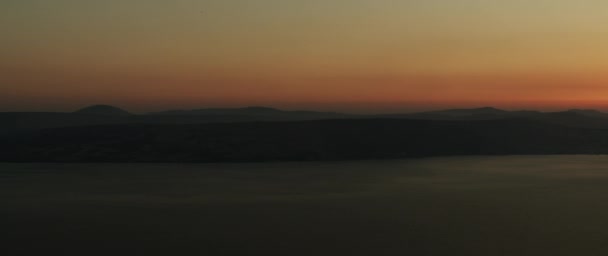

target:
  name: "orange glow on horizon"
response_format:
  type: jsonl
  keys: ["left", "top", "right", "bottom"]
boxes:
{"left": 2, "top": 1, "right": 608, "bottom": 112}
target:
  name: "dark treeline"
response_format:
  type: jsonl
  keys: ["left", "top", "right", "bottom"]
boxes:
{"left": 2, "top": 118, "right": 608, "bottom": 162}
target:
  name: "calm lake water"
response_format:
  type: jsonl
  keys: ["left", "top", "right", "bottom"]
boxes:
{"left": 3, "top": 156, "right": 608, "bottom": 255}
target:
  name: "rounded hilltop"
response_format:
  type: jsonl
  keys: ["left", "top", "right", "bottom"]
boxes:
{"left": 74, "top": 105, "right": 131, "bottom": 116}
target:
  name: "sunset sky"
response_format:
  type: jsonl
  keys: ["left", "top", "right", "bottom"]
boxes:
{"left": 2, "top": 0, "right": 608, "bottom": 113}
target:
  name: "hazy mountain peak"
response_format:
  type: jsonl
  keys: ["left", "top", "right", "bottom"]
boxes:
{"left": 74, "top": 105, "right": 131, "bottom": 116}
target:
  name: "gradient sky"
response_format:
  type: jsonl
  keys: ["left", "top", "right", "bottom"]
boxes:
{"left": 2, "top": 0, "right": 608, "bottom": 113}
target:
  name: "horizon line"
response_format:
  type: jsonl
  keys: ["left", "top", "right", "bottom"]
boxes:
{"left": 3, "top": 104, "right": 608, "bottom": 115}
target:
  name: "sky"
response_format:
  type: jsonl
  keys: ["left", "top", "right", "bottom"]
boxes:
{"left": 2, "top": 0, "right": 608, "bottom": 113}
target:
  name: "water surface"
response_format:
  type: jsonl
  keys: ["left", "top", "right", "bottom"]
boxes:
{"left": 3, "top": 156, "right": 608, "bottom": 255}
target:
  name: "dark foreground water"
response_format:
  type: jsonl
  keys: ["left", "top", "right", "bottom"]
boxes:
{"left": 3, "top": 156, "right": 608, "bottom": 255}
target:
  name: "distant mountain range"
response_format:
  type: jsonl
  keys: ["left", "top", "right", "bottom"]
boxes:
{"left": 0, "top": 105, "right": 348, "bottom": 135}
{"left": 3, "top": 105, "right": 608, "bottom": 134}
{"left": 4, "top": 105, "right": 608, "bottom": 162}
{"left": 74, "top": 105, "right": 132, "bottom": 116}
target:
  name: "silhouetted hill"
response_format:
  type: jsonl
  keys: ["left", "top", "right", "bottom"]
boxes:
{"left": 565, "top": 109, "right": 607, "bottom": 116}
{"left": 150, "top": 106, "right": 352, "bottom": 121}
{"left": 424, "top": 106, "right": 507, "bottom": 116}
{"left": 375, "top": 107, "right": 608, "bottom": 128}
{"left": 5, "top": 106, "right": 608, "bottom": 137}
{"left": 152, "top": 106, "right": 283, "bottom": 115}
{"left": 382, "top": 107, "right": 521, "bottom": 120}
{"left": 75, "top": 105, "right": 131, "bottom": 116}
{"left": 0, "top": 106, "right": 355, "bottom": 135}
{"left": 0, "top": 112, "right": 135, "bottom": 135}
{"left": 3, "top": 118, "right": 608, "bottom": 162}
